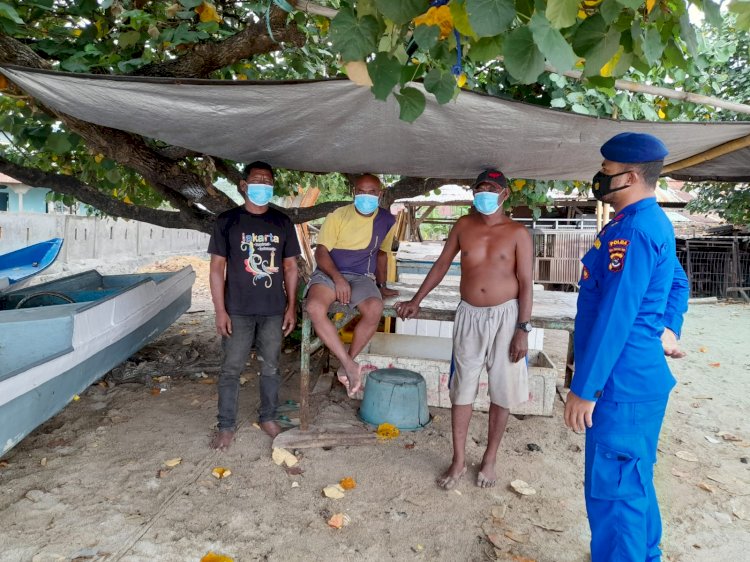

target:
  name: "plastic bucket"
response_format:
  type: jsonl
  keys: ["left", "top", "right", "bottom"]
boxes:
{"left": 358, "top": 368, "right": 431, "bottom": 431}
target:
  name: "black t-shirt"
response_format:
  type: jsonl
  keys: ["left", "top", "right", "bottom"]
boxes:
{"left": 208, "top": 206, "right": 301, "bottom": 316}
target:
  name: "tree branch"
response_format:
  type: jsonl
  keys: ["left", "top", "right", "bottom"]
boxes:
{"left": 132, "top": 7, "right": 305, "bottom": 79}
{"left": 0, "top": 156, "right": 214, "bottom": 233}
{"left": 382, "top": 176, "right": 467, "bottom": 207}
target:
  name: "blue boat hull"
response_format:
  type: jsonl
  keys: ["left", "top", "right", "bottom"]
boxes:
{"left": 0, "top": 238, "right": 64, "bottom": 289}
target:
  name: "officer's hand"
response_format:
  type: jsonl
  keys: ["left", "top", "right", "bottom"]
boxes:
{"left": 395, "top": 299, "right": 420, "bottom": 319}
{"left": 333, "top": 277, "right": 352, "bottom": 305}
{"left": 509, "top": 330, "right": 528, "bottom": 363}
{"left": 564, "top": 391, "right": 596, "bottom": 433}
{"left": 661, "top": 328, "right": 686, "bottom": 359}
{"left": 215, "top": 310, "right": 232, "bottom": 337}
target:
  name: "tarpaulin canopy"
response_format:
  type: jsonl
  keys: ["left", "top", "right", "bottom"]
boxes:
{"left": 2, "top": 66, "right": 749, "bottom": 182}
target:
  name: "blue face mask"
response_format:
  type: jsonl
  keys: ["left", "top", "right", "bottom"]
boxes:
{"left": 246, "top": 183, "right": 273, "bottom": 206}
{"left": 473, "top": 192, "right": 500, "bottom": 215}
{"left": 354, "top": 194, "right": 379, "bottom": 215}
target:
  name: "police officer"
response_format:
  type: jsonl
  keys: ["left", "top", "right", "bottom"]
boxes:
{"left": 564, "top": 132, "right": 690, "bottom": 561}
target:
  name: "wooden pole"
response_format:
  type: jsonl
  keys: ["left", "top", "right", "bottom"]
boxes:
{"left": 596, "top": 200, "right": 604, "bottom": 231}
{"left": 662, "top": 134, "right": 750, "bottom": 174}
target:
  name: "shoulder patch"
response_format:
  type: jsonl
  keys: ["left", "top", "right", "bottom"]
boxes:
{"left": 581, "top": 265, "right": 590, "bottom": 281}
{"left": 608, "top": 239, "right": 630, "bottom": 272}
{"left": 593, "top": 238, "right": 601, "bottom": 250}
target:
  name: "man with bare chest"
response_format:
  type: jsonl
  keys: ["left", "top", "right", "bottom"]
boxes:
{"left": 396, "top": 169, "right": 533, "bottom": 490}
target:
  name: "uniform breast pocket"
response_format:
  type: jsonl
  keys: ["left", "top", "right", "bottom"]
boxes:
{"left": 590, "top": 440, "right": 649, "bottom": 501}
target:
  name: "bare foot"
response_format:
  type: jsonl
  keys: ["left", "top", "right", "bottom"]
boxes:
{"left": 260, "top": 420, "right": 281, "bottom": 438}
{"left": 336, "top": 362, "right": 362, "bottom": 398}
{"left": 210, "top": 429, "right": 235, "bottom": 451}
{"left": 436, "top": 464, "right": 467, "bottom": 490}
{"left": 477, "top": 460, "right": 497, "bottom": 488}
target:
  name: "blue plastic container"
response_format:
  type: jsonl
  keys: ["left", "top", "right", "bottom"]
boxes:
{"left": 359, "top": 368, "right": 431, "bottom": 431}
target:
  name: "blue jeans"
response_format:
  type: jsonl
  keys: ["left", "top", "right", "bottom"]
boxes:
{"left": 217, "top": 314, "right": 283, "bottom": 430}
{"left": 585, "top": 397, "right": 670, "bottom": 562}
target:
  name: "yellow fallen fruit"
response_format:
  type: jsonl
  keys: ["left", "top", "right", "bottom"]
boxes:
{"left": 272, "top": 447, "right": 298, "bottom": 467}
{"left": 164, "top": 458, "right": 182, "bottom": 468}
{"left": 339, "top": 477, "right": 356, "bottom": 490}
{"left": 327, "top": 512, "right": 350, "bottom": 529}
{"left": 72, "top": 394, "right": 81, "bottom": 402}
{"left": 201, "top": 553, "right": 234, "bottom": 562}
{"left": 376, "top": 423, "right": 400, "bottom": 440}
{"left": 211, "top": 467, "right": 231, "bottom": 479}
{"left": 323, "top": 484, "right": 346, "bottom": 499}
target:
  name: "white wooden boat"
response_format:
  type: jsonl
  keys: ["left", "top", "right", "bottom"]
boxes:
{"left": 0, "top": 266, "right": 195, "bottom": 456}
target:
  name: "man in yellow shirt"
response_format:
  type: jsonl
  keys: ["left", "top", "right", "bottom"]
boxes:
{"left": 305, "top": 174, "right": 398, "bottom": 396}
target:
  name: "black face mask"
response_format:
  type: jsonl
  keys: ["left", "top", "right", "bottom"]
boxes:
{"left": 591, "top": 170, "right": 632, "bottom": 201}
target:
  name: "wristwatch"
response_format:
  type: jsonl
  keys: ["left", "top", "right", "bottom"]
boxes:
{"left": 516, "top": 321, "right": 533, "bottom": 333}
{"left": 376, "top": 282, "right": 387, "bottom": 289}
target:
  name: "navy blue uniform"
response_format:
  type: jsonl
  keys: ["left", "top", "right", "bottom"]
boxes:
{"left": 572, "top": 197, "right": 689, "bottom": 561}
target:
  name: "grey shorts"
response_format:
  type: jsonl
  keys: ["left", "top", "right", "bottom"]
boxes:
{"left": 306, "top": 270, "right": 381, "bottom": 308}
{"left": 450, "top": 299, "right": 529, "bottom": 408}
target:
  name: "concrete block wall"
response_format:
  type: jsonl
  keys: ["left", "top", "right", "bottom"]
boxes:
{"left": 0, "top": 213, "right": 209, "bottom": 262}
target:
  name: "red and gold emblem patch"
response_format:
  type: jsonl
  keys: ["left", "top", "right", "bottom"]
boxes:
{"left": 582, "top": 266, "right": 590, "bottom": 281}
{"left": 608, "top": 239, "right": 630, "bottom": 272}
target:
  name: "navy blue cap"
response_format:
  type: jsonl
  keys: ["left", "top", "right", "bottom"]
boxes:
{"left": 601, "top": 132, "right": 669, "bottom": 163}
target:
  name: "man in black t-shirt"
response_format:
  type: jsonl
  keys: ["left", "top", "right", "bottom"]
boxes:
{"left": 207, "top": 161, "right": 301, "bottom": 451}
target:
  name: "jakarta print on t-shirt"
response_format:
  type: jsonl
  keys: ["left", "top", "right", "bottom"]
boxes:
{"left": 208, "top": 206, "right": 300, "bottom": 316}
{"left": 241, "top": 230, "right": 281, "bottom": 287}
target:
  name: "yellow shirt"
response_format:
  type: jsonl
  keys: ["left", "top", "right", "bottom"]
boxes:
{"left": 317, "top": 205, "right": 396, "bottom": 253}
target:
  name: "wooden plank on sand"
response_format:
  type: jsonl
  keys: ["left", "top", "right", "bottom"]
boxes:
{"left": 272, "top": 425, "right": 377, "bottom": 449}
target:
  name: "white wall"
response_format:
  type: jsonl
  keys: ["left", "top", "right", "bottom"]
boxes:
{"left": 0, "top": 213, "right": 209, "bottom": 262}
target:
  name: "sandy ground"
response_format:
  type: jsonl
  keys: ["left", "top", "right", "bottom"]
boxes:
{"left": 0, "top": 255, "right": 748, "bottom": 562}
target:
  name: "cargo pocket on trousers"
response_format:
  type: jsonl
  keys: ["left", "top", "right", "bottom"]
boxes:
{"left": 590, "top": 442, "right": 647, "bottom": 501}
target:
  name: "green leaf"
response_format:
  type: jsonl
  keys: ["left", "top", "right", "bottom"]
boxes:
{"left": 330, "top": 8, "right": 380, "bottom": 62}
{"left": 641, "top": 26, "right": 665, "bottom": 66}
{"left": 179, "top": 0, "right": 203, "bottom": 8}
{"left": 374, "top": 0, "right": 428, "bottom": 25}
{"left": 528, "top": 13, "right": 577, "bottom": 73}
{"left": 571, "top": 103, "right": 590, "bottom": 114}
{"left": 395, "top": 86, "right": 426, "bottom": 122}
{"left": 466, "top": 0, "right": 516, "bottom": 37}
{"left": 118, "top": 30, "right": 142, "bottom": 49}
{"left": 612, "top": 50, "right": 634, "bottom": 75}
{"left": 679, "top": 14, "right": 699, "bottom": 59}
{"left": 400, "top": 63, "right": 426, "bottom": 85}
{"left": 46, "top": 133, "right": 72, "bottom": 155}
{"left": 614, "top": 0, "right": 642, "bottom": 9}
{"left": 600, "top": 0, "right": 622, "bottom": 24}
{"left": 424, "top": 68, "right": 457, "bottom": 104}
{"left": 450, "top": 0, "right": 479, "bottom": 40}
{"left": 582, "top": 25, "right": 621, "bottom": 76}
{"left": 367, "top": 52, "right": 402, "bottom": 100}
{"left": 413, "top": 24, "right": 440, "bottom": 51}
{"left": 0, "top": 2, "right": 24, "bottom": 24}
{"left": 515, "top": 0, "right": 535, "bottom": 20}
{"left": 702, "top": 0, "right": 723, "bottom": 28}
{"left": 467, "top": 35, "right": 503, "bottom": 62}
{"left": 503, "top": 26, "right": 545, "bottom": 84}
{"left": 105, "top": 168, "right": 122, "bottom": 185}
{"left": 573, "top": 14, "right": 608, "bottom": 56}
{"left": 545, "top": 0, "right": 579, "bottom": 29}
{"left": 585, "top": 75, "right": 616, "bottom": 89}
